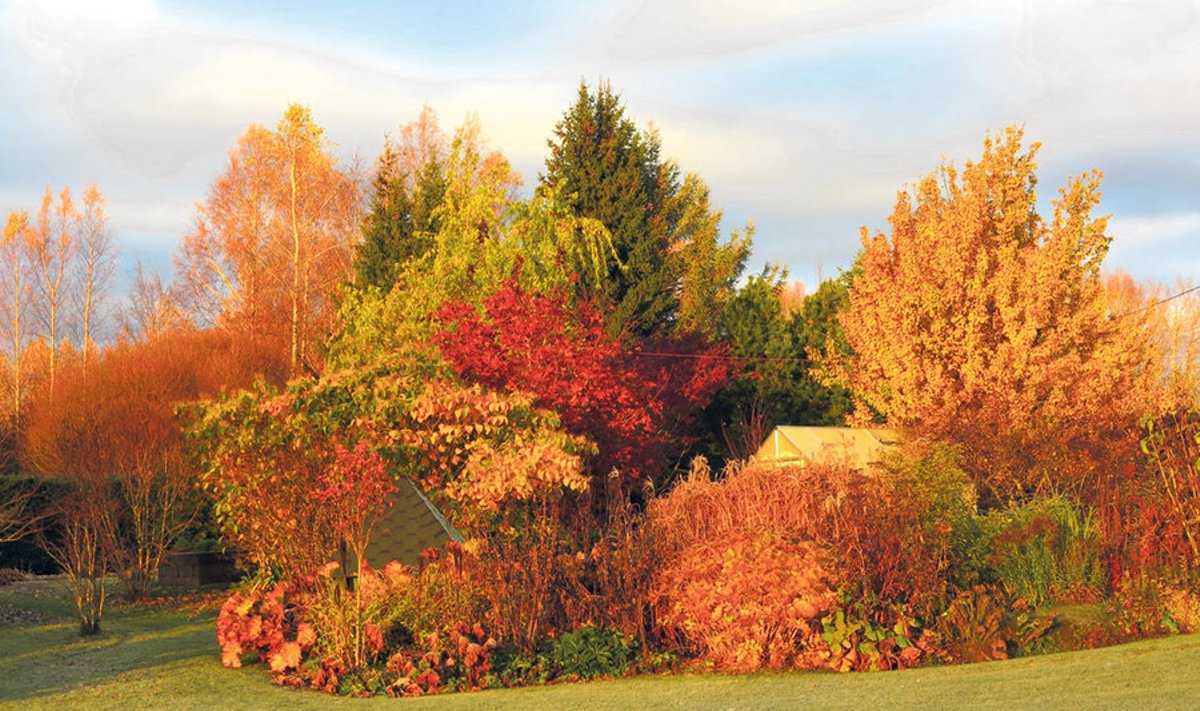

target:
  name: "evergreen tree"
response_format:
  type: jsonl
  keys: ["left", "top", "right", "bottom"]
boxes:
{"left": 354, "top": 112, "right": 449, "bottom": 293}
{"left": 788, "top": 276, "right": 854, "bottom": 424}
{"left": 354, "top": 145, "right": 446, "bottom": 293}
{"left": 542, "top": 82, "right": 675, "bottom": 333}
{"left": 702, "top": 273, "right": 852, "bottom": 462}
{"left": 355, "top": 145, "right": 412, "bottom": 291}
{"left": 544, "top": 81, "right": 751, "bottom": 336}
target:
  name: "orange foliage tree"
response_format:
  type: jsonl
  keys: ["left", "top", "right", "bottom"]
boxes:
{"left": 827, "top": 127, "right": 1156, "bottom": 501}
{"left": 27, "top": 186, "right": 78, "bottom": 394}
{"left": 1, "top": 186, "right": 116, "bottom": 414}
{"left": 23, "top": 329, "right": 288, "bottom": 598}
{"left": 175, "top": 104, "right": 361, "bottom": 376}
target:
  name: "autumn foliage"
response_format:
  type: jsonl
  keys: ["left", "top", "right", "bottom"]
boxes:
{"left": 22, "top": 328, "right": 287, "bottom": 598}
{"left": 648, "top": 451, "right": 973, "bottom": 624}
{"left": 828, "top": 127, "right": 1154, "bottom": 501}
{"left": 175, "top": 104, "right": 360, "bottom": 375}
{"left": 654, "top": 529, "right": 834, "bottom": 671}
{"left": 218, "top": 578, "right": 317, "bottom": 671}
{"left": 10, "top": 87, "right": 1200, "bottom": 695}
{"left": 435, "top": 280, "right": 732, "bottom": 493}
{"left": 189, "top": 359, "right": 592, "bottom": 577}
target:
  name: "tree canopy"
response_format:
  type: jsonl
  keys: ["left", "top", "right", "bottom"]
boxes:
{"left": 542, "top": 81, "right": 749, "bottom": 336}
{"left": 174, "top": 104, "right": 360, "bottom": 376}
{"left": 827, "top": 127, "right": 1158, "bottom": 501}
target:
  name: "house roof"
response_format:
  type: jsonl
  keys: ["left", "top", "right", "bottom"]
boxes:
{"left": 752, "top": 426, "right": 903, "bottom": 470}
{"left": 357, "top": 478, "right": 463, "bottom": 569}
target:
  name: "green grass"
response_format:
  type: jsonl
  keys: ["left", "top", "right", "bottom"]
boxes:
{"left": 3, "top": 585, "right": 1200, "bottom": 710}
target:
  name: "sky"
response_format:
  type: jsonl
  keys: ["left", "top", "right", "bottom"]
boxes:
{"left": 1, "top": 0, "right": 1197, "bottom": 292}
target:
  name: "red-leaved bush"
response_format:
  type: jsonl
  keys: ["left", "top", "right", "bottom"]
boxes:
{"left": 385, "top": 622, "right": 498, "bottom": 697}
{"left": 216, "top": 549, "right": 502, "bottom": 696}
{"left": 653, "top": 529, "right": 834, "bottom": 671}
{"left": 435, "top": 280, "right": 732, "bottom": 494}
{"left": 217, "top": 578, "right": 316, "bottom": 671}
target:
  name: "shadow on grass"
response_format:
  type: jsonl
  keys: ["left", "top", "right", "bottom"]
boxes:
{"left": 0, "top": 607, "right": 218, "bottom": 702}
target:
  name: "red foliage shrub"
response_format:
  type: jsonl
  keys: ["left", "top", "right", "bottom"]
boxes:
{"left": 216, "top": 579, "right": 316, "bottom": 670}
{"left": 217, "top": 550, "right": 496, "bottom": 695}
{"left": 384, "top": 622, "right": 498, "bottom": 697}
{"left": 435, "top": 280, "right": 732, "bottom": 493}
{"left": 653, "top": 529, "right": 834, "bottom": 671}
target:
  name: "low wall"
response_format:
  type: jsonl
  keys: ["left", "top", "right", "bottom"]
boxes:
{"left": 158, "top": 551, "right": 239, "bottom": 589}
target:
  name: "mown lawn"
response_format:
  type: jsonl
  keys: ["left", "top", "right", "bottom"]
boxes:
{"left": 2, "top": 583, "right": 1199, "bottom": 711}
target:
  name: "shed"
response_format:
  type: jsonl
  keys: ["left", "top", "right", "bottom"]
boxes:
{"left": 752, "top": 426, "right": 903, "bottom": 470}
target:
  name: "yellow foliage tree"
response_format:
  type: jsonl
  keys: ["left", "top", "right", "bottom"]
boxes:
{"left": 827, "top": 127, "right": 1157, "bottom": 501}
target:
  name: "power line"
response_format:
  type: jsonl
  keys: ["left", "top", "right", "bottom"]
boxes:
{"left": 629, "top": 284, "right": 1200, "bottom": 362}
{"left": 1113, "top": 284, "right": 1200, "bottom": 320}
{"left": 629, "top": 350, "right": 814, "bottom": 363}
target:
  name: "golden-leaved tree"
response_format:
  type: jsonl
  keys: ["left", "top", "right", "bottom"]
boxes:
{"left": 827, "top": 127, "right": 1158, "bottom": 501}
{"left": 27, "top": 186, "right": 78, "bottom": 393}
{"left": 176, "top": 104, "right": 360, "bottom": 375}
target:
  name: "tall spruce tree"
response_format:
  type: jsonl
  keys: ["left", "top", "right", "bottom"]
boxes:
{"left": 544, "top": 81, "right": 750, "bottom": 336}
{"left": 542, "top": 82, "right": 677, "bottom": 334}
{"left": 355, "top": 123, "right": 447, "bottom": 293}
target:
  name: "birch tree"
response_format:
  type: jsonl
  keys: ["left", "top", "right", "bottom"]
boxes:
{"left": 75, "top": 184, "right": 117, "bottom": 367}
{"left": 28, "top": 187, "right": 78, "bottom": 394}
{"left": 176, "top": 104, "right": 360, "bottom": 375}
{"left": 1, "top": 212, "right": 30, "bottom": 417}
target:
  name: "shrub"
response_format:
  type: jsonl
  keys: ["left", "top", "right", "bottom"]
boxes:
{"left": 982, "top": 496, "right": 1103, "bottom": 606}
{"left": 0, "top": 567, "right": 26, "bottom": 586}
{"left": 546, "top": 625, "right": 638, "bottom": 680}
{"left": 934, "top": 585, "right": 1056, "bottom": 664}
{"left": 818, "top": 600, "right": 933, "bottom": 672}
{"left": 649, "top": 446, "right": 974, "bottom": 619}
{"left": 217, "top": 548, "right": 496, "bottom": 695}
{"left": 873, "top": 442, "right": 983, "bottom": 592}
{"left": 403, "top": 543, "right": 491, "bottom": 639}
{"left": 653, "top": 529, "right": 835, "bottom": 672}
{"left": 474, "top": 515, "right": 585, "bottom": 653}
{"left": 384, "top": 622, "right": 498, "bottom": 697}
{"left": 1162, "top": 585, "right": 1200, "bottom": 633}
{"left": 1140, "top": 410, "right": 1200, "bottom": 568}
{"left": 301, "top": 546, "right": 491, "bottom": 676}
{"left": 556, "top": 476, "right": 660, "bottom": 649}
{"left": 216, "top": 578, "right": 316, "bottom": 671}
{"left": 1108, "top": 572, "right": 1175, "bottom": 638}
{"left": 39, "top": 486, "right": 119, "bottom": 636}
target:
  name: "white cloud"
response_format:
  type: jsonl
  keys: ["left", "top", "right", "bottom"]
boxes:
{"left": 572, "top": 0, "right": 953, "bottom": 64}
{"left": 1109, "top": 212, "right": 1200, "bottom": 281}
{"left": 0, "top": 0, "right": 1197, "bottom": 287}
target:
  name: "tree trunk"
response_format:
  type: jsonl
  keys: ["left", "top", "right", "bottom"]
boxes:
{"left": 289, "top": 150, "right": 301, "bottom": 376}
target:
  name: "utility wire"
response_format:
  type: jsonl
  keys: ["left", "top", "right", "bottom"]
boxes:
{"left": 629, "top": 350, "right": 815, "bottom": 363}
{"left": 627, "top": 285, "right": 1200, "bottom": 362}
{"left": 1112, "top": 283, "right": 1200, "bottom": 320}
